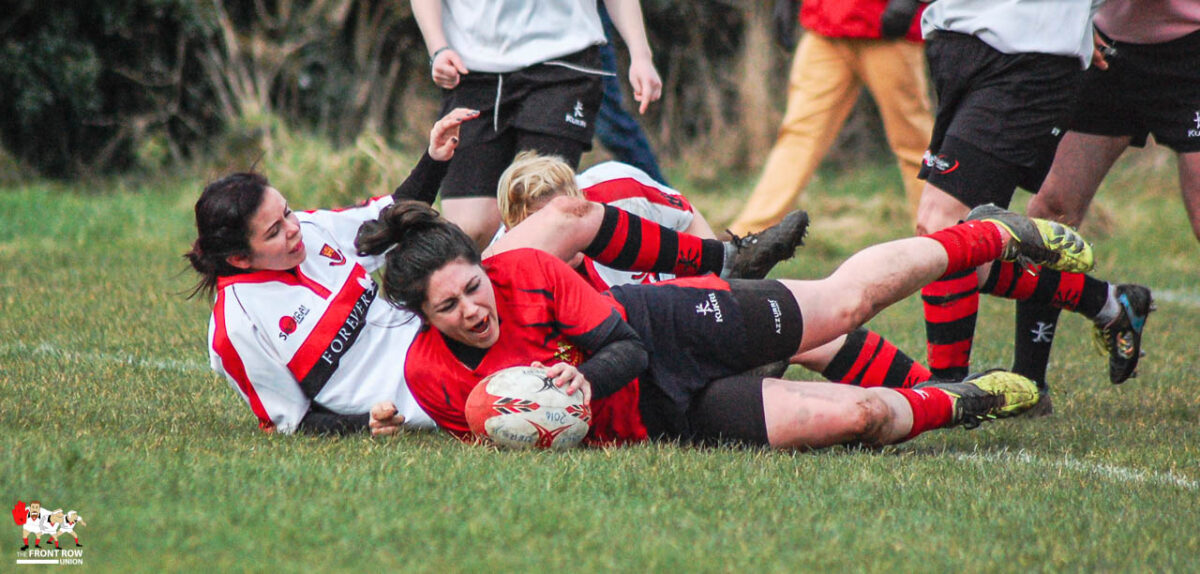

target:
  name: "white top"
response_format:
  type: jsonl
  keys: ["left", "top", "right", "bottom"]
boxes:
{"left": 442, "top": 0, "right": 606, "bottom": 72}
{"left": 208, "top": 195, "right": 435, "bottom": 434}
{"left": 23, "top": 507, "right": 50, "bottom": 531}
{"left": 921, "top": 0, "right": 1107, "bottom": 68}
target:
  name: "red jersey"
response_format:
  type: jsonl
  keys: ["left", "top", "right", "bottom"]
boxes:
{"left": 800, "top": 0, "right": 924, "bottom": 42}
{"left": 404, "top": 249, "right": 648, "bottom": 445}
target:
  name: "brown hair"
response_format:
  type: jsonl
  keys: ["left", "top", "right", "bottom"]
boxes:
{"left": 354, "top": 200, "right": 480, "bottom": 319}
{"left": 184, "top": 172, "right": 270, "bottom": 299}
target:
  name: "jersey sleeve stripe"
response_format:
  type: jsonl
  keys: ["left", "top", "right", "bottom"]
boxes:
{"left": 212, "top": 293, "right": 275, "bottom": 431}
{"left": 583, "top": 179, "right": 693, "bottom": 212}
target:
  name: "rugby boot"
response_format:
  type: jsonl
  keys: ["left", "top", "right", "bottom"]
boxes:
{"left": 965, "top": 204, "right": 1094, "bottom": 273}
{"left": 1093, "top": 284, "right": 1154, "bottom": 384}
{"left": 724, "top": 210, "right": 809, "bottom": 279}
{"left": 1021, "top": 388, "right": 1054, "bottom": 418}
{"left": 916, "top": 369, "right": 1040, "bottom": 429}
{"left": 20, "top": 545, "right": 28, "bottom": 551}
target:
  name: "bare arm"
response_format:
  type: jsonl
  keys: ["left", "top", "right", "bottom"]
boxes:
{"left": 601, "top": 0, "right": 661, "bottom": 113}
{"left": 411, "top": 0, "right": 469, "bottom": 88}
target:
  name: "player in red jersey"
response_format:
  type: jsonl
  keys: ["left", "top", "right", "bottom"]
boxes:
{"left": 357, "top": 201, "right": 1093, "bottom": 448}
{"left": 497, "top": 151, "right": 932, "bottom": 390}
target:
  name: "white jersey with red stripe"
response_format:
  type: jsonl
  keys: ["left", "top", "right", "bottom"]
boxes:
{"left": 23, "top": 508, "right": 50, "bottom": 533}
{"left": 58, "top": 517, "right": 79, "bottom": 534}
{"left": 208, "top": 194, "right": 435, "bottom": 434}
{"left": 490, "top": 161, "right": 697, "bottom": 290}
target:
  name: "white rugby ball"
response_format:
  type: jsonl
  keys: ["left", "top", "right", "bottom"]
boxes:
{"left": 465, "top": 366, "right": 591, "bottom": 449}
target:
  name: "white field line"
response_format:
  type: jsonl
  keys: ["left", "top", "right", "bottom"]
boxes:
{"left": 1153, "top": 289, "right": 1200, "bottom": 309}
{"left": 1, "top": 341, "right": 208, "bottom": 374}
{"left": 955, "top": 448, "right": 1197, "bottom": 491}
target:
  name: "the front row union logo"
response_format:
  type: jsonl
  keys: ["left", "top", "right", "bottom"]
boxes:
{"left": 13, "top": 500, "right": 87, "bottom": 566}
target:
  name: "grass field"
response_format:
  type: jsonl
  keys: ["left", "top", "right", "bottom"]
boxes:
{"left": 2, "top": 145, "right": 1198, "bottom": 572}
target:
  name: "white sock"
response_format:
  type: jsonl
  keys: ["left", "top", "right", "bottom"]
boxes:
{"left": 1093, "top": 284, "right": 1121, "bottom": 326}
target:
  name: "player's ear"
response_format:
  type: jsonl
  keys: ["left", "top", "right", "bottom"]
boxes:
{"left": 226, "top": 254, "right": 253, "bottom": 270}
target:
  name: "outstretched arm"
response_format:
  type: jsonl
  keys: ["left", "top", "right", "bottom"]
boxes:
{"left": 391, "top": 108, "right": 480, "bottom": 204}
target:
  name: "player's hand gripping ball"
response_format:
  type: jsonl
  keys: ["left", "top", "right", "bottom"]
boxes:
{"left": 465, "top": 366, "right": 592, "bottom": 449}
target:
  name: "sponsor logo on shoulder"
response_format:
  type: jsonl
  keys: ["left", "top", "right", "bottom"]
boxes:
{"left": 1189, "top": 111, "right": 1200, "bottom": 138}
{"left": 319, "top": 244, "right": 346, "bottom": 265}
{"left": 565, "top": 99, "right": 588, "bottom": 128}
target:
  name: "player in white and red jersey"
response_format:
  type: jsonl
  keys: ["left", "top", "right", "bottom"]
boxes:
{"left": 496, "top": 152, "right": 935, "bottom": 389}
{"left": 20, "top": 501, "right": 51, "bottom": 550}
{"left": 56, "top": 511, "right": 85, "bottom": 547}
{"left": 188, "top": 111, "right": 807, "bottom": 436}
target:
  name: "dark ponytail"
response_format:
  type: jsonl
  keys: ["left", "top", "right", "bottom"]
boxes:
{"left": 355, "top": 200, "right": 480, "bottom": 318}
{"left": 185, "top": 172, "right": 270, "bottom": 299}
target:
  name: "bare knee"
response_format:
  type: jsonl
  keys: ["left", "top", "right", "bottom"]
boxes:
{"left": 828, "top": 288, "right": 879, "bottom": 332}
{"left": 846, "top": 394, "right": 893, "bottom": 444}
{"left": 545, "top": 195, "right": 594, "bottom": 220}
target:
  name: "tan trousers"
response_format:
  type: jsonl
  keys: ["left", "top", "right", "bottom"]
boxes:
{"left": 729, "top": 33, "right": 933, "bottom": 235}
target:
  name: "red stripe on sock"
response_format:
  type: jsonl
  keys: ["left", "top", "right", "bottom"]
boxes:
{"left": 925, "top": 221, "right": 1004, "bottom": 277}
{"left": 672, "top": 233, "right": 706, "bottom": 276}
{"left": 896, "top": 387, "right": 954, "bottom": 440}
{"left": 633, "top": 216, "right": 663, "bottom": 271}
{"left": 903, "top": 362, "right": 933, "bottom": 388}
{"left": 923, "top": 288, "right": 979, "bottom": 323}
{"left": 841, "top": 330, "right": 882, "bottom": 383}
{"left": 987, "top": 260, "right": 1017, "bottom": 296}
{"left": 1054, "top": 271, "right": 1085, "bottom": 311}
{"left": 595, "top": 209, "right": 630, "bottom": 264}
{"left": 859, "top": 342, "right": 898, "bottom": 388}
{"left": 926, "top": 339, "right": 974, "bottom": 372}
{"left": 922, "top": 270, "right": 978, "bottom": 298}
{"left": 1009, "top": 263, "right": 1041, "bottom": 300}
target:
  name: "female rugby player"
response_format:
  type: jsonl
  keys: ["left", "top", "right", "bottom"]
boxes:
{"left": 355, "top": 201, "right": 1093, "bottom": 448}
{"left": 186, "top": 111, "right": 806, "bottom": 436}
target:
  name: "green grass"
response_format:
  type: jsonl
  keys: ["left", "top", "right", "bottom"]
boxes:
{"left": 2, "top": 146, "right": 1199, "bottom": 572}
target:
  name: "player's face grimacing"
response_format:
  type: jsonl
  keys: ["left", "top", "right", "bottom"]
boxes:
{"left": 231, "top": 187, "right": 305, "bottom": 272}
{"left": 422, "top": 258, "right": 500, "bottom": 349}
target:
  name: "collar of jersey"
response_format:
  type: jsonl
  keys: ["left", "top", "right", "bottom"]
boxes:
{"left": 218, "top": 267, "right": 332, "bottom": 298}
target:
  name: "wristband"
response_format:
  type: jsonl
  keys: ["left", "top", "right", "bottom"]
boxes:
{"left": 430, "top": 46, "right": 451, "bottom": 66}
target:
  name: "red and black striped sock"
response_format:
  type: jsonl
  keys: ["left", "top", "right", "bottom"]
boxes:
{"left": 821, "top": 328, "right": 932, "bottom": 388}
{"left": 979, "top": 261, "right": 1109, "bottom": 318}
{"left": 923, "top": 220, "right": 1004, "bottom": 278}
{"left": 922, "top": 269, "right": 979, "bottom": 381}
{"left": 583, "top": 205, "right": 725, "bottom": 276}
{"left": 979, "top": 260, "right": 1110, "bottom": 385}
{"left": 895, "top": 387, "right": 954, "bottom": 441}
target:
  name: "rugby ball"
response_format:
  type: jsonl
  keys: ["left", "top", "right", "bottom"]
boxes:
{"left": 465, "top": 366, "right": 591, "bottom": 449}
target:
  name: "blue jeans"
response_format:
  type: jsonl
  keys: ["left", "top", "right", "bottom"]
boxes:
{"left": 595, "top": 7, "right": 668, "bottom": 185}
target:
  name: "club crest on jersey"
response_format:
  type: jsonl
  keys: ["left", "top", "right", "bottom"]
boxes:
{"left": 553, "top": 342, "right": 584, "bottom": 365}
{"left": 1189, "top": 111, "right": 1200, "bottom": 138}
{"left": 319, "top": 244, "right": 346, "bottom": 266}
{"left": 278, "top": 305, "right": 310, "bottom": 340}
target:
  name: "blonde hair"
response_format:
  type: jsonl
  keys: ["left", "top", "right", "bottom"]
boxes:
{"left": 497, "top": 151, "right": 582, "bottom": 229}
